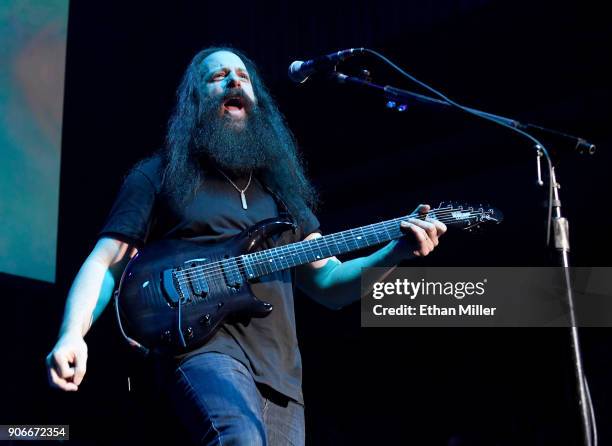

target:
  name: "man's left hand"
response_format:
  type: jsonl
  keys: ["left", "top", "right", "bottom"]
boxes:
{"left": 397, "top": 204, "right": 447, "bottom": 258}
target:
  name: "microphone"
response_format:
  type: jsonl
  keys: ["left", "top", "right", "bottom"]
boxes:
{"left": 288, "top": 48, "right": 365, "bottom": 83}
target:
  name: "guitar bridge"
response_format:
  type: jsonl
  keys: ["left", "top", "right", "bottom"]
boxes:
{"left": 160, "top": 268, "right": 188, "bottom": 307}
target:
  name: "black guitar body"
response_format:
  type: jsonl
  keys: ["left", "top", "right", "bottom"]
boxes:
{"left": 115, "top": 218, "right": 295, "bottom": 355}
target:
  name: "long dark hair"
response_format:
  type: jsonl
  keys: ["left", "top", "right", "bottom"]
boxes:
{"left": 160, "top": 46, "right": 318, "bottom": 225}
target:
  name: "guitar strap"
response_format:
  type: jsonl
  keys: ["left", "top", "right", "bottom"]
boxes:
{"left": 259, "top": 180, "right": 297, "bottom": 229}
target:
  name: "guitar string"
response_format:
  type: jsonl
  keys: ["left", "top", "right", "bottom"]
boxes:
{"left": 172, "top": 212, "right": 485, "bottom": 304}
{"left": 170, "top": 210, "right": 489, "bottom": 294}
{"left": 173, "top": 210, "right": 487, "bottom": 288}
{"left": 172, "top": 208, "right": 477, "bottom": 284}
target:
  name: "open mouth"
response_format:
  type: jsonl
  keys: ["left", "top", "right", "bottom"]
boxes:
{"left": 223, "top": 96, "right": 245, "bottom": 112}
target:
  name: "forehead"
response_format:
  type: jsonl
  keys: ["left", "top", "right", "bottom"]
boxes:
{"left": 201, "top": 51, "right": 249, "bottom": 74}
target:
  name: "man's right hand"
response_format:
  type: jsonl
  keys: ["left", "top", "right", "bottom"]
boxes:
{"left": 44, "top": 238, "right": 134, "bottom": 392}
{"left": 46, "top": 333, "right": 88, "bottom": 391}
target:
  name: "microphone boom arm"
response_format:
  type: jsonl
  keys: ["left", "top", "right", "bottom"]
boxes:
{"left": 332, "top": 72, "right": 596, "bottom": 155}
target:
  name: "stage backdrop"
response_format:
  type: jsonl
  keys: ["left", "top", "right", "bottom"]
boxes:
{"left": 0, "top": 0, "right": 68, "bottom": 282}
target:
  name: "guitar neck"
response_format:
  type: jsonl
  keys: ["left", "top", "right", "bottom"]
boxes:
{"left": 241, "top": 215, "right": 408, "bottom": 279}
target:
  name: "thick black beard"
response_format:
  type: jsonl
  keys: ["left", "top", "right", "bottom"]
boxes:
{"left": 193, "top": 92, "right": 277, "bottom": 175}
{"left": 160, "top": 51, "right": 318, "bottom": 226}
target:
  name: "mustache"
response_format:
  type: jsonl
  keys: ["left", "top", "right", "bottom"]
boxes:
{"left": 198, "top": 88, "right": 256, "bottom": 127}
{"left": 218, "top": 88, "right": 255, "bottom": 111}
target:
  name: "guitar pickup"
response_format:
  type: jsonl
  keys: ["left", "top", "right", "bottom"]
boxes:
{"left": 221, "top": 258, "right": 243, "bottom": 289}
{"left": 183, "top": 259, "right": 210, "bottom": 299}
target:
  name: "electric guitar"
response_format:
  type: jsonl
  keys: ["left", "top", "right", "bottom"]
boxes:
{"left": 114, "top": 202, "right": 502, "bottom": 355}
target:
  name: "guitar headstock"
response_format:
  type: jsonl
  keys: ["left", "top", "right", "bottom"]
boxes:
{"left": 430, "top": 202, "right": 504, "bottom": 231}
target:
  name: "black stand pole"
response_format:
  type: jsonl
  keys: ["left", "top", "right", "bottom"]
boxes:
{"left": 550, "top": 166, "right": 593, "bottom": 446}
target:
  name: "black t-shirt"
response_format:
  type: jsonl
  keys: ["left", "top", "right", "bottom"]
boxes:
{"left": 99, "top": 156, "right": 320, "bottom": 404}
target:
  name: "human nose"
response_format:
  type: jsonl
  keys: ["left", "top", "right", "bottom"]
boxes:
{"left": 226, "top": 71, "right": 241, "bottom": 88}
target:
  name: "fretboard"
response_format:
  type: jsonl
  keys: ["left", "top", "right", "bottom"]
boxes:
{"left": 240, "top": 216, "right": 408, "bottom": 279}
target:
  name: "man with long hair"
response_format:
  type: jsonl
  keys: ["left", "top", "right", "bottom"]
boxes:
{"left": 46, "top": 47, "right": 446, "bottom": 445}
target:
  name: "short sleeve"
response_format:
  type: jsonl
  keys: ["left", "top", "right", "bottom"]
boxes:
{"left": 97, "top": 166, "right": 158, "bottom": 247}
{"left": 299, "top": 207, "right": 321, "bottom": 240}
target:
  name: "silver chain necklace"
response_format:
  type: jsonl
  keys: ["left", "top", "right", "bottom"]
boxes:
{"left": 217, "top": 169, "right": 253, "bottom": 210}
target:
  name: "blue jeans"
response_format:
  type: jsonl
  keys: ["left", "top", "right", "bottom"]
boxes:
{"left": 165, "top": 352, "right": 305, "bottom": 446}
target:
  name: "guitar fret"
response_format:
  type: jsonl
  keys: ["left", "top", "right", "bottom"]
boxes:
{"left": 242, "top": 256, "right": 254, "bottom": 279}
{"left": 313, "top": 239, "right": 326, "bottom": 261}
{"left": 344, "top": 232, "right": 352, "bottom": 251}
{"left": 386, "top": 218, "right": 403, "bottom": 239}
{"left": 377, "top": 222, "right": 392, "bottom": 242}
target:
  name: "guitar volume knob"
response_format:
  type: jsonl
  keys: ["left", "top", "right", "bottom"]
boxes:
{"left": 161, "top": 330, "right": 172, "bottom": 344}
{"left": 185, "top": 326, "right": 194, "bottom": 339}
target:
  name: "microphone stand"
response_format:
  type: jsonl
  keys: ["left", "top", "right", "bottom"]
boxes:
{"left": 331, "top": 71, "right": 595, "bottom": 445}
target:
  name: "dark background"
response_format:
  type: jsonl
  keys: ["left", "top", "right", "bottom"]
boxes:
{"left": 2, "top": 0, "right": 611, "bottom": 444}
